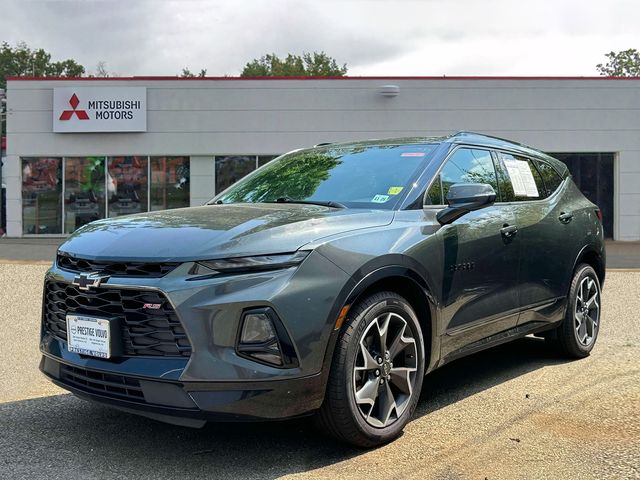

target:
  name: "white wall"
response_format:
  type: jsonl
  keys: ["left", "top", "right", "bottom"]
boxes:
{"left": 5, "top": 77, "right": 640, "bottom": 239}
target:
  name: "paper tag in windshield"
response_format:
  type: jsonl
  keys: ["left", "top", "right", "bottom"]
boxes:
{"left": 388, "top": 186, "right": 404, "bottom": 195}
{"left": 401, "top": 152, "right": 426, "bottom": 157}
{"left": 503, "top": 159, "right": 539, "bottom": 197}
{"left": 372, "top": 194, "right": 390, "bottom": 203}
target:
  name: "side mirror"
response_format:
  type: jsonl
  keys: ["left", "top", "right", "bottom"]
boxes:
{"left": 436, "top": 183, "right": 497, "bottom": 225}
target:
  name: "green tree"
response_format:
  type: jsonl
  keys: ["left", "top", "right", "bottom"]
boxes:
{"left": 0, "top": 41, "right": 85, "bottom": 89}
{"left": 180, "top": 67, "right": 207, "bottom": 78}
{"left": 222, "top": 151, "right": 342, "bottom": 204}
{"left": 596, "top": 49, "right": 640, "bottom": 76}
{"left": 240, "top": 52, "right": 347, "bottom": 77}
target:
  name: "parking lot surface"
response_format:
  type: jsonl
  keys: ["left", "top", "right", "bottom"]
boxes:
{"left": 0, "top": 264, "right": 638, "bottom": 480}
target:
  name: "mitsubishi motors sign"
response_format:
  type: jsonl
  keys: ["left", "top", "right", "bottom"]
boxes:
{"left": 53, "top": 87, "right": 147, "bottom": 133}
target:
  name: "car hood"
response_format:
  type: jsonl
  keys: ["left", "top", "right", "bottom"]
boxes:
{"left": 58, "top": 203, "right": 394, "bottom": 262}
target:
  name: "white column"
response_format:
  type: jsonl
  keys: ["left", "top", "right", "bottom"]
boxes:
{"left": 189, "top": 156, "right": 215, "bottom": 207}
{"left": 4, "top": 155, "right": 22, "bottom": 237}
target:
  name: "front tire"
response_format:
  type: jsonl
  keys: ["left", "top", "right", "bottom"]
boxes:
{"left": 553, "top": 263, "right": 602, "bottom": 358}
{"left": 317, "top": 291, "right": 425, "bottom": 447}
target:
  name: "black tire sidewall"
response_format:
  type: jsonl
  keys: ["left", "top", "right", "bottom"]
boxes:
{"left": 342, "top": 293, "right": 425, "bottom": 442}
{"left": 563, "top": 264, "right": 601, "bottom": 356}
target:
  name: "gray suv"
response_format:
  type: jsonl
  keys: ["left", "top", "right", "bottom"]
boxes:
{"left": 40, "top": 132, "right": 605, "bottom": 447}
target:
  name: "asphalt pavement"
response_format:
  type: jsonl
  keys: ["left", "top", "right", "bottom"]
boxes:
{"left": 0, "top": 264, "right": 638, "bottom": 479}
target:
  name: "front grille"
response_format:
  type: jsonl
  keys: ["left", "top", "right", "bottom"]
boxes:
{"left": 44, "top": 280, "right": 191, "bottom": 357}
{"left": 57, "top": 254, "right": 179, "bottom": 278}
{"left": 60, "top": 364, "right": 145, "bottom": 403}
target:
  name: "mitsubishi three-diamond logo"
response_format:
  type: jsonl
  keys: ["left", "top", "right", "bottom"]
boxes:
{"left": 59, "top": 93, "right": 90, "bottom": 121}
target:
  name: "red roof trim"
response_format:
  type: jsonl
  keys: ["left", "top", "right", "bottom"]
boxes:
{"left": 5, "top": 75, "right": 640, "bottom": 81}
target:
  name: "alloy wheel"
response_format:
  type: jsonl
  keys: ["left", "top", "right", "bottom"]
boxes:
{"left": 574, "top": 276, "right": 600, "bottom": 346}
{"left": 352, "top": 312, "right": 418, "bottom": 428}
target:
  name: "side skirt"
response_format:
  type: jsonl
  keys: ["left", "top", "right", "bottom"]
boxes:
{"left": 439, "top": 320, "right": 559, "bottom": 366}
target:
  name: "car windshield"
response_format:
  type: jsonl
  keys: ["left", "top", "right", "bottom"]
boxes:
{"left": 213, "top": 143, "right": 437, "bottom": 209}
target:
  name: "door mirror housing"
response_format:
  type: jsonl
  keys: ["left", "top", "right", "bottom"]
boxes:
{"left": 435, "top": 183, "right": 497, "bottom": 225}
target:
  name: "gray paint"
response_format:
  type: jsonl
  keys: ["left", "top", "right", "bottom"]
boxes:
{"left": 4, "top": 77, "right": 640, "bottom": 239}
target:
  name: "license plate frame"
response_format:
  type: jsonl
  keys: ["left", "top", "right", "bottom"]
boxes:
{"left": 66, "top": 314, "right": 119, "bottom": 359}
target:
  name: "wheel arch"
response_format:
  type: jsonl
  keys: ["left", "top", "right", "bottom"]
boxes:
{"left": 573, "top": 244, "right": 606, "bottom": 287}
{"left": 321, "top": 262, "right": 440, "bottom": 380}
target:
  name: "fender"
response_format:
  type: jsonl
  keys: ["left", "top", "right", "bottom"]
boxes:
{"left": 317, "top": 256, "right": 441, "bottom": 396}
{"left": 571, "top": 242, "right": 606, "bottom": 292}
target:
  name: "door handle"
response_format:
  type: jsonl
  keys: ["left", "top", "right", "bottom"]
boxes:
{"left": 559, "top": 211, "right": 574, "bottom": 223}
{"left": 500, "top": 224, "right": 518, "bottom": 238}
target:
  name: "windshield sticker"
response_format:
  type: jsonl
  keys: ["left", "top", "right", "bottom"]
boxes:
{"left": 387, "top": 186, "right": 404, "bottom": 195}
{"left": 401, "top": 152, "right": 426, "bottom": 157}
{"left": 372, "top": 194, "right": 390, "bottom": 203}
{"left": 503, "top": 159, "right": 539, "bottom": 197}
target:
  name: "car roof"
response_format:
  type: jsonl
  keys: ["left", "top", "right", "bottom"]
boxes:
{"left": 316, "top": 131, "right": 568, "bottom": 177}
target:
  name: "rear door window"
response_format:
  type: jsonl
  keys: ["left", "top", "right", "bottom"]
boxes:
{"left": 495, "top": 152, "right": 545, "bottom": 202}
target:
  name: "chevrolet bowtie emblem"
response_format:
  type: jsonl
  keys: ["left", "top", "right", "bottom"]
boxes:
{"left": 72, "top": 272, "right": 111, "bottom": 291}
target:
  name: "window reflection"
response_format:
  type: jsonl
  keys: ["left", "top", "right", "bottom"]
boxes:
{"left": 427, "top": 149, "right": 497, "bottom": 205}
{"left": 22, "top": 157, "right": 62, "bottom": 234}
{"left": 215, "top": 155, "right": 256, "bottom": 194}
{"left": 64, "top": 157, "right": 105, "bottom": 233}
{"left": 534, "top": 160, "right": 563, "bottom": 196}
{"left": 107, "top": 156, "right": 148, "bottom": 217}
{"left": 150, "top": 157, "right": 190, "bottom": 211}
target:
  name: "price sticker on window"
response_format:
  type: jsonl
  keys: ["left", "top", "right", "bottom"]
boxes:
{"left": 503, "top": 159, "right": 539, "bottom": 197}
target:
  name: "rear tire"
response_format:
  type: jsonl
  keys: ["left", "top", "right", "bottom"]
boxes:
{"left": 316, "top": 291, "right": 425, "bottom": 447}
{"left": 552, "top": 264, "right": 601, "bottom": 358}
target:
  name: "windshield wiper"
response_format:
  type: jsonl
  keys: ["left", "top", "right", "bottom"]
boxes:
{"left": 268, "top": 197, "right": 347, "bottom": 209}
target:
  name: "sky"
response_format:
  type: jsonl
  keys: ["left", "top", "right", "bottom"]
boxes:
{"left": 1, "top": 0, "right": 639, "bottom": 77}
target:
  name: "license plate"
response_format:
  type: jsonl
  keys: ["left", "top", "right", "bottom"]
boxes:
{"left": 66, "top": 314, "right": 112, "bottom": 359}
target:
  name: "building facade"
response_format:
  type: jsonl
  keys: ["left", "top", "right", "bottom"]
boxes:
{"left": 3, "top": 76, "right": 639, "bottom": 240}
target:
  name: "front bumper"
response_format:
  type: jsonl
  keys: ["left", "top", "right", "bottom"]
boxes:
{"left": 40, "top": 355, "right": 324, "bottom": 425}
{"left": 40, "top": 250, "right": 353, "bottom": 423}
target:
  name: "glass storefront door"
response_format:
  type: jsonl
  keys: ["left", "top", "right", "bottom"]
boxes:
{"left": 107, "top": 156, "right": 148, "bottom": 217}
{"left": 64, "top": 157, "right": 105, "bottom": 233}
{"left": 150, "top": 156, "right": 190, "bottom": 211}
{"left": 22, "top": 157, "right": 62, "bottom": 234}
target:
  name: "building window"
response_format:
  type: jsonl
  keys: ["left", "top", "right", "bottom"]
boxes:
{"left": 64, "top": 157, "right": 106, "bottom": 233}
{"left": 215, "top": 155, "right": 256, "bottom": 194}
{"left": 107, "top": 156, "right": 148, "bottom": 217}
{"left": 258, "top": 155, "right": 278, "bottom": 168}
{"left": 22, "top": 157, "right": 62, "bottom": 234}
{"left": 150, "top": 156, "right": 190, "bottom": 211}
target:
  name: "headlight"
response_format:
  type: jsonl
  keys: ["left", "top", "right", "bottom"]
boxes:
{"left": 192, "top": 251, "right": 310, "bottom": 275}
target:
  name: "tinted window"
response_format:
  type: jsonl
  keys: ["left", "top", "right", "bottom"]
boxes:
{"left": 496, "top": 153, "right": 544, "bottom": 202}
{"left": 22, "top": 157, "right": 62, "bottom": 234}
{"left": 534, "top": 159, "right": 564, "bottom": 196}
{"left": 216, "top": 144, "right": 436, "bottom": 209}
{"left": 426, "top": 148, "right": 497, "bottom": 205}
{"left": 107, "top": 156, "right": 148, "bottom": 217}
{"left": 150, "top": 156, "right": 190, "bottom": 211}
{"left": 64, "top": 157, "right": 105, "bottom": 233}
{"left": 215, "top": 156, "right": 256, "bottom": 194}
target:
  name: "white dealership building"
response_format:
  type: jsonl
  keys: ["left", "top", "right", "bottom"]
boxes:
{"left": 2, "top": 76, "right": 639, "bottom": 240}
